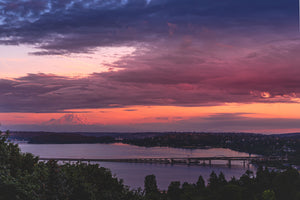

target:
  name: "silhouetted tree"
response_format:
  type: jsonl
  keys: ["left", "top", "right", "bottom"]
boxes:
{"left": 144, "top": 175, "right": 160, "bottom": 200}
{"left": 167, "top": 181, "right": 181, "bottom": 200}
{"left": 196, "top": 175, "right": 205, "bottom": 190}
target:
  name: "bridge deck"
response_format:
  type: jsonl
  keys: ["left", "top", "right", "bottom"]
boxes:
{"left": 38, "top": 155, "right": 287, "bottom": 167}
{"left": 39, "top": 156, "right": 265, "bottom": 162}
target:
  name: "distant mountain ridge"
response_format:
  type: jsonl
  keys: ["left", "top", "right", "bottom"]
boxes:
{"left": 44, "top": 114, "right": 88, "bottom": 125}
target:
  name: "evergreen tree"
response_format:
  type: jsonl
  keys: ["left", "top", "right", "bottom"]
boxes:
{"left": 196, "top": 175, "right": 205, "bottom": 190}
{"left": 167, "top": 181, "right": 181, "bottom": 200}
{"left": 144, "top": 175, "right": 160, "bottom": 200}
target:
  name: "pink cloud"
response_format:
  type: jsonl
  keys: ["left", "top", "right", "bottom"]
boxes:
{"left": 1, "top": 38, "right": 300, "bottom": 113}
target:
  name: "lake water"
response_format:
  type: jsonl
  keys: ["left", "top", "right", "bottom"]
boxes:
{"left": 18, "top": 143, "right": 256, "bottom": 190}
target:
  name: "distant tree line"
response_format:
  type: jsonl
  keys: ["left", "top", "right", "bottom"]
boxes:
{"left": 124, "top": 133, "right": 300, "bottom": 164}
{"left": 28, "top": 133, "right": 115, "bottom": 144}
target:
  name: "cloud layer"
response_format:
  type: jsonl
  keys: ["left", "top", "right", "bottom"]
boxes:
{"left": 1, "top": 38, "right": 300, "bottom": 113}
{"left": 0, "top": 0, "right": 297, "bottom": 54}
{"left": 1, "top": 0, "right": 300, "bottom": 137}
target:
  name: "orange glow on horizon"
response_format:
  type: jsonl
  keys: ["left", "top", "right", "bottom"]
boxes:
{"left": 1, "top": 102, "right": 300, "bottom": 126}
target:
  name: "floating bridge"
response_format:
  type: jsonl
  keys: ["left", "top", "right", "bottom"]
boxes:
{"left": 39, "top": 155, "right": 285, "bottom": 167}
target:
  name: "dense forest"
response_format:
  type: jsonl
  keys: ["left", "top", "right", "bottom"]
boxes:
{"left": 1, "top": 130, "right": 300, "bottom": 200}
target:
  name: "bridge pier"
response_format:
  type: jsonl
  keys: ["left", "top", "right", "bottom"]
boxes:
{"left": 186, "top": 158, "right": 190, "bottom": 165}
{"left": 227, "top": 159, "right": 231, "bottom": 168}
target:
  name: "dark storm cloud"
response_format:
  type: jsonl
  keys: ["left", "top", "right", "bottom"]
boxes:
{"left": 0, "top": 0, "right": 297, "bottom": 54}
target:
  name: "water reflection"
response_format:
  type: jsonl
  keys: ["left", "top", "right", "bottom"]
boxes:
{"left": 97, "top": 162, "right": 255, "bottom": 190}
{"left": 19, "top": 143, "right": 251, "bottom": 159}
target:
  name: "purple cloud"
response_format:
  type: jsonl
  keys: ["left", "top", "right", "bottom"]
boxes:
{"left": 1, "top": 37, "right": 300, "bottom": 113}
{"left": 0, "top": 0, "right": 297, "bottom": 54}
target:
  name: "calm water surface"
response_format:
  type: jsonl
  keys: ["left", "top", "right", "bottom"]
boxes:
{"left": 19, "top": 143, "right": 256, "bottom": 190}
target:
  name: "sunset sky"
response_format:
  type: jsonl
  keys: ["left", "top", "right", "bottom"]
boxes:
{"left": 1, "top": 0, "right": 300, "bottom": 133}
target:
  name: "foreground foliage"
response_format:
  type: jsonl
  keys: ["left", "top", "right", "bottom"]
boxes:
{"left": 0, "top": 132, "right": 142, "bottom": 200}
{"left": 1, "top": 131, "right": 300, "bottom": 200}
{"left": 144, "top": 168, "right": 300, "bottom": 200}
